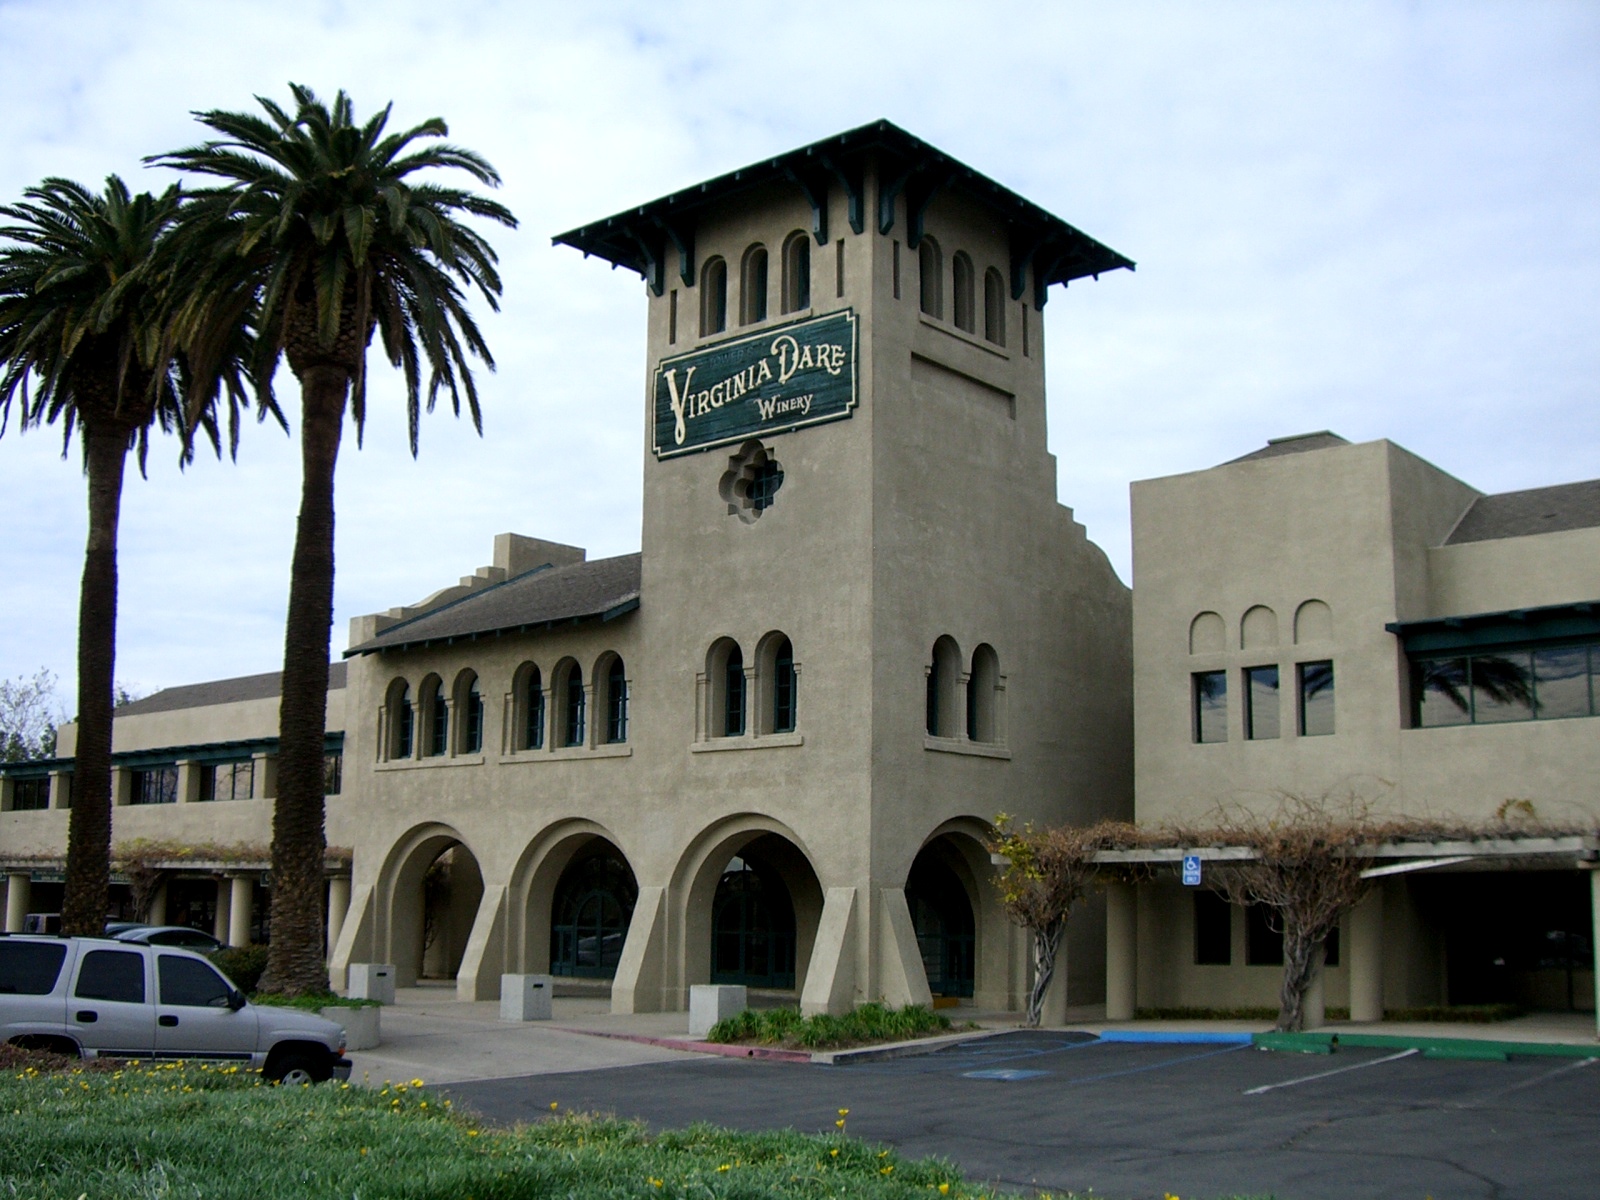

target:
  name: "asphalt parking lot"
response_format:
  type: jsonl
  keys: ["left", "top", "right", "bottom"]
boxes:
{"left": 444, "top": 1030, "right": 1599, "bottom": 1199}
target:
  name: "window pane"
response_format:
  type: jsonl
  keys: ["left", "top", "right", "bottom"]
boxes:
{"left": 158, "top": 955, "right": 232, "bottom": 1007}
{"left": 1298, "top": 661, "right": 1335, "bottom": 736}
{"left": 75, "top": 949, "right": 145, "bottom": 1003}
{"left": 1415, "top": 657, "right": 1470, "bottom": 727}
{"left": 1534, "top": 646, "right": 1591, "bottom": 719}
{"left": 0, "top": 941, "right": 68, "bottom": 994}
{"left": 1192, "top": 671, "right": 1227, "bottom": 743}
{"left": 1193, "top": 892, "right": 1231, "bottom": 965}
{"left": 1245, "top": 906, "right": 1283, "bottom": 966}
{"left": 1471, "top": 652, "right": 1533, "bottom": 723}
{"left": 1245, "top": 665, "right": 1280, "bottom": 740}
{"left": 323, "top": 752, "right": 342, "bottom": 796}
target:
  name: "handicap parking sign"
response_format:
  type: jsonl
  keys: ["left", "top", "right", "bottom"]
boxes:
{"left": 1181, "top": 854, "right": 1202, "bottom": 886}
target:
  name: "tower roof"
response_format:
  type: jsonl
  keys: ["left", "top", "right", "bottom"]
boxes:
{"left": 553, "top": 119, "right": 1134, "bottom": 305}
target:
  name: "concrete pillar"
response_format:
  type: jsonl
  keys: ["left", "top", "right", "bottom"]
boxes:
{"left": 49, "top": 769, "right": 71, "bottom": 809}
{"left": 326, "top": 876, "right": 352, "bottom": 958}
{"left": 175, "top": 761, "right": 200, "bottom": 804}
{"left": 1303, "top": 943, "right": 1327, "bottom": 1029}
{"left": 799, "top": 887, "right": 858, "bottom": 1016}
{"left": 4, "top": 873, "right": 30, "bottom": 933}
{"left": 876, "top": 887, "right": 934, "bottom": 1009}
{"left": 228, "top": 875, "right": 254, "bottom": 947}
{"left": 610, "top": 886, "right": 667, "bottom": 1014}
{"left": 1591, "top": 869, "right": 1600, "bottom": 1041}
{"left": 212, "top": 877, "right": 232, "bottom": 942}
{"left": 1349, "top": 888, "right": 1385, "bottom": 1023}
{"left": 146, "top": 882, "right": 167, "bottom": 927}
{"left": 251, "top": 754, "right": 277, "bottom": 799}
{"left": 1105, "top": 882, "right": 1137, "bottom": 1021}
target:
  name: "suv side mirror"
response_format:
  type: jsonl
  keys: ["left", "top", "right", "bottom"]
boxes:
{"left": 228, "top": 988, "right": 247, "bottom": 1012}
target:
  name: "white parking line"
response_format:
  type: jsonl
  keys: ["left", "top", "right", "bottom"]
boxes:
{"left": 1244, "top": 1048, "right": 1418, "bottom": 1095}
{"left": 1474, "top": 1055, "right": 1597, "bottom": 1101}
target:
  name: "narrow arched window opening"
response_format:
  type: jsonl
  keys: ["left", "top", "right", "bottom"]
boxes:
{"left": 563, "top": 663, "right": 586, "bottom": 747}
{"left": 388, "top": 681, "right": 414, "bottom": 760}
{"left": 951, "top": 252, "right": 975, "bottom": 333}
{"left": 773, "top": 637, "right": 797, "bottom": 733}
{"left": 424, "top": 678, "right": 448, "bottom": 757}
{"left": 700, "top": 257, "right": 727, "bottom": 336}
{"left": 462, "top": 676, "right": 483, "bottom": 753}
{"left": 967, "top": 644, "right": 1000, "bottom": 743}
{"left": 781, "top": 232, "right": 810, "bottom": 314}
{"left": 740, "top": 244, "right": 768, "bottom": 325}
{"left": 918, "top": 237, "right": 942, "bottom": 318}
{"left": 983, "top": 268, "right": 1006, "bottom": 346}
{"left": 927, "top": 637, "right": 963, "bottom": 738}
{"left": 605, "top": 657, "right": 629, "bottom": 744}
{"left": 724, "top": 645, "right": 746, "bottom": 736}
{"left": 522, "top": 665, "right": 545, "bottom": 750}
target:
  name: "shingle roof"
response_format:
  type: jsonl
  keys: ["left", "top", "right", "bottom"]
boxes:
{"left": 116, "top": 663, "right": 348, "bottom": 716}
{"left": 345, "top": 554, "right": 642, "bottom": 657}
{"left": 1445, "top": 479, "right": 1600, "bottom": 545}
{"left": 1225, "top": 431, "right": 1351, "bottom": 465}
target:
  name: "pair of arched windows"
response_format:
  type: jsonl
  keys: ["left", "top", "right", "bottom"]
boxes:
{"left": 510, "top": 654, "right": 629, "bottom": 752}
{"left": 699, "top": 232, "right": 812, "bottom": 337}
{"left": 385, "top": 670, "right": 485, "bottom": 761}
{"left": 926, "top": 638, "right": 1002, "bottom": 743}
{"left": 705, "top": 633, "right": 799, "bottom": 738}
{"left": 917, "top": 238, "right": 1007, "bottom": 347}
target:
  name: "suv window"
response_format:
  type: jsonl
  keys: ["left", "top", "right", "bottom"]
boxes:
{"left": 0, "top": 941, "right": 68, "bottom": 995}
{"left": 74, "top": 949, "right": 146, "bottom": 1003}
{"left": 147, "top": 930, "right": 219, "bottom": 950}
{"left": 158, "top": 955, "right": 232, "bottom": 1007}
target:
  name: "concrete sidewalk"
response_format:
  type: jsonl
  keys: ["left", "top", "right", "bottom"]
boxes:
{"left": 344, "top": 985, "right": 1596, "bottom": 1087}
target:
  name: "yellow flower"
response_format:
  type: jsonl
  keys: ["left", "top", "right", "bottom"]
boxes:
{"left": 838, "top": 1108, "right": 849, "bottom": 1116}
{"left": 718, "top": 1164, "right": 731, "bottom": 1172}
{"left": 939, "top": 1184, "right": 951, "bottom": 1195}
{"left": 648, "top": 1178, "right": 663, "bottom": 1188}
{"left": 830, "top": 1148, "right": 840, "bottom": 1158}
{"left": 550, "top": 1101, "right": 560, "bottom": 1111}
{"left": 359, "top": 1148, "right": 368, "bottom": 1157}
{"left": 880, "top": 1165, "right": 894, "bottom": 1176}
{"left": 410, "top": 1078, "right": 425, "bottom": 1088}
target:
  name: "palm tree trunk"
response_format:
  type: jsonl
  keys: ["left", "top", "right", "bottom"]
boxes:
{"left": 259, "top": 366, "right": 346, "bottom": 995}
{"left": 60, "top": 424, "right": 128, "bottom": 937}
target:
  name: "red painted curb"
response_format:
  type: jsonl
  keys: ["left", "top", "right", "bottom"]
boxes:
{"left": 564, "top": 1027, "right": 812, "bottom": 1064}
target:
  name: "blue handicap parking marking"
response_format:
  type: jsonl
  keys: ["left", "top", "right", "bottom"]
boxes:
{"left": 961, "top": 1068, "right": 1051, "bottom": 1082}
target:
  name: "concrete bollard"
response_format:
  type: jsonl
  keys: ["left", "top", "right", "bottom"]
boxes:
{"left": 323, "top": 1004, "right": 382, "bottom": 1050}
{"left": 689, "top": 984, "right": 747, "bottom": 1038}
{"left": 347, "top": 963, "right": 396, "bottom": 1006}
{"left": 500, "top": 974, "right": 553, "bottom": 1021}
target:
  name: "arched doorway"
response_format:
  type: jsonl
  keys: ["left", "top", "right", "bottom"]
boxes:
{"left": 550, "top": 849, "right": 637, "bottom": 978}
{"left": 711, "top": 853, "right": 797, "bottom": 989}
{"left": 381, "top": 828, "right": 484, "bottom": 987}
{"left": 906, "top": 845, "right": 977, "bottom": 999}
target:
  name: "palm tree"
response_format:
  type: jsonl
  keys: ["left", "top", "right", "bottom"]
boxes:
{"left": 0, "top": 177, "right": 263, "bottom": 936}
{"left": 152, "top": 85, "right": 517, "bottom": 993}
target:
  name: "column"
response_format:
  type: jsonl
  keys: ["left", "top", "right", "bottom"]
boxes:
{"left": 175, "top": 760, "right": 201, "bottom": 804}
{"left": 228, "top": 875, "right": 254, "bottom": 947}
{"left": 1105, "top": 881, "right": 1137, "bottom": 1021}
{"left": 1591, "top": 869, "right": 1600, "bottom": 1041}
{"left": 146, "top": 882, "right": 168, "bottom": 926}
{"left": 4, "top": 873, "right": 30, "bottom": 933}
{"left": 1348, "top": 887, "right": 1385, "bottom": 1023}
{"left": 49, "top": 769, "right": 71, "bottom": 808}
{"left": 212, "top": 876, "right": 232, "bottom": 942}
{"left": 251, "top": 753, "right": 277, "bottom": 799}
{"left": 326, "top": 876, "right": 352, "bottom": 959}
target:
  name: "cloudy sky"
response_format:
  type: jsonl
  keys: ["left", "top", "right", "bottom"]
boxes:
{"left": 1, "top": 0, "right": 1596, "bottom": 711}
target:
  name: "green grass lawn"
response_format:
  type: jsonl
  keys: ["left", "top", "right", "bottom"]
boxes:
{"left": 1, "top": 1058, "right": 994, "bottom": 1199}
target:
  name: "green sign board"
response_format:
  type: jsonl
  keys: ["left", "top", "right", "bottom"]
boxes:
{"left": 652, "top": 309, "right": 858, "bottom": 459}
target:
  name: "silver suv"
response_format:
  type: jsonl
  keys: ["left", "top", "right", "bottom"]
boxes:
{"left": 0, "top": 934, "right": 351, "bottom": 1084}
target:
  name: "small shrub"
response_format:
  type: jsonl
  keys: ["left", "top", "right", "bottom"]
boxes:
{"left": 706, "top": 1002, "right": 950, "bottom": 1049}
{"left": 1386, "top": 1003, "right": 1523, "bottom": 1023}
{"left": 208, "top": 944, "right": 268, "bottom": 993}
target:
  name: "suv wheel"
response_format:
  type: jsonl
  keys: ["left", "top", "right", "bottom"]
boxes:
{"left": 266, "top": 1049, "right": 327, "bottom": 1085}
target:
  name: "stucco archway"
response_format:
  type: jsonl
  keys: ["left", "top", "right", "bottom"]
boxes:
{"left": 910, "top": 818, "right": 1017, "bottom": 1011}
{"left": 505, "top": 819, "right": 639, "bottom": 987}
{"left": 376, "top": 823, "right": 484, "bottom": 987}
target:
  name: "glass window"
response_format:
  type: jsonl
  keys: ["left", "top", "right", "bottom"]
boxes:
{"left": 10, "top": 776, "right": 51, "bottom": 811}
{"left": 1192, "top": 671, "right": 1227, "bottom": 743}
{"left": 1245, "top": 906, "right": 1283, "bottom": 966}
{"left": 1414, "top": 657, "right": 1471, "bottom": 727}
{"left": 0, "top": 940, "right": 67, "bottom": 994}
{"left": 158, "top": 955, "right": 232, "bottom": 1007}
{"left": 395, "top": 685, "right": 414, "bottom": 758}
{"left": 75, "top": 949, "right": 145, "bottom": 1003}
{"left": 323, "top": 752, "right": 342, "bottom": 796}
{"left": 133, "top": 766, "right": 179, "bottom": 805}
{"left": 524, "top": 668, "right": 545, "bottom": 750}
{"left": 1471, "top": 651, "right": 1534, "bottom": 724}
{"left": 426, "top": 680, "right": 448, "bottom": 756}
{"left": 605, "top": 658, "right": 628, "bottom": 744}
{"left": 201, "top": 760, "right": 254, "bottom": 802}
{"left": 564, "top": 664, "right": 586, "bottom": 747}
{"left": 748, "top": 459, "right": 784, "bottom": 512}
{"left": 464, "top": 678, "right": 484, "bottom": 753}
{"left": 1194, "top": 891, "right": 1231, "bottom": 965}
{"left": 724, "top": 647, "right": 746, "bottom": 737}
{"left": 700, "top": 257, "right": 727, "bottom": 336}
{"left": 1245, "top": 666, "right": 1280, "bottom": 740}
{"left": 1297, "top": 661, "right": 1335, "bottom": 736}
{"left": 926, "top": 657, "right": 940, "bottom": 736}
{"left": 773, "top": 639, "right": 797, "bottom": 733}
{"left": 1534, "top": 645, "right": 1592, "bottom": 719}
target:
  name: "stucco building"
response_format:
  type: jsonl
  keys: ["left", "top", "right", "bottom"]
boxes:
{"left": 0, "top": 122, "right": 1136, "bottom": 1019}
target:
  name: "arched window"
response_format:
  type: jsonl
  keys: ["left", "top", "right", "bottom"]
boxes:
{"left": 550, "top": 850, "right": 638, "bottom": 978}
{"left": 983, "top": 267, "right": 1006, "bottom": 346}
{"left": 773, "top": 637, "right": 797, "bottom": 733}
{"left": 740, "top": 244, "right": 768, "bottom": 325}
{"left": 918, "top": 237, "right": 942, "bottom": 318}
{"left": 562, "top": 662, "right": 586, "bottom": 747}
{"left": 386, "top": 679, "right": 414, "bottom": 760}
{"left": 724, "top": 645, "right": 746, "bottom": 736}
{"left": 604, "top": 656, "right": 629, "bottom": 744}
{"left": 422, "top": 676, "right": 447, "bottom": 757}
{"left": 951, "top": 252, "right": 975, "bottom": 332}
{"left": 781, "top": 232, "right": 810, "bottom": 314}
{"left": 967, "top": 644, "right": 1000, "bottom": 742}
{"left": 453, "top": 671, "right": 483, "bottom": 754}
{"left": 706, "top": 638, "right": 746, "bottom": 739}
{"left": 926, "top": 636, "right": 963, "bottom": 738}
{"left": 516, "top": 663, "right": 545, "bottom": 751}
{"left": 700, "top": 256, "right": 727, "bottom": 336}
